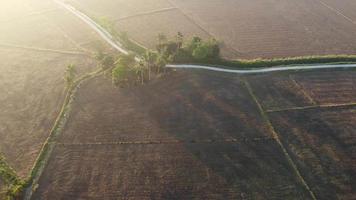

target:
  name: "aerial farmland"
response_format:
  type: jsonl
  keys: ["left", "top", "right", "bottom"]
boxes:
{"left": 0, "top": 0, "right": 355, "bottom": 200}
{"left": 69, "top": 0, "right": 356, "bottom": 59}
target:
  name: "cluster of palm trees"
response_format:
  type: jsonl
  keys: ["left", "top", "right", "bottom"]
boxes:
{"left": 94, "top": 47, "right": 168, "bottom": 87}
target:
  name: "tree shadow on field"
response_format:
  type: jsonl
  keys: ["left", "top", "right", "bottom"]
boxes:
{"left": 133, "top": 70, "right": 311, "bottom": 199}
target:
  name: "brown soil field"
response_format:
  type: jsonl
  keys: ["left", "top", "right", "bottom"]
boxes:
{"left": 320, "top": 0, "right": 356, "bottom": 21}
{"left": 292, "top": 70, "right": 356, "bottom": 105}
{"left": 0, "top": 14, "right": 78, "bottom": 51}
{"left": 68, "top": 0, "right": 356, "bottom": 59}
{"left": 0, "top": 48, "right": 96, "bottom": 177}
{"left": 68, "top": 0, "right": 172, "bottom": 20}
{"left": 0, "top": 0, "right": 112, "bottom": 53}
{"left": 247, "top": 70, "right": 356, "bottom": 111}
{"left": 114, "top": 10, "right": 216, "bottom": 54}
{"left": 58, "top": 72, "right": 272, "bottom": 144}
{"left": 247, "top": 73, "right": 315, "bottom": 111}
{"left": 0, "top": 0, "right": 111, "bottom": 178}
{"left": 269, "top": 107, "right": 356, "bottom": 200}
{"left": 32, "top": 71, "right": 312, "bottom": 199}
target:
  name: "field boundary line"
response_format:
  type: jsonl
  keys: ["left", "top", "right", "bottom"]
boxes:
{"left": 166, "top": 0, "right": 245, "bottom": 57}
{"left": 266, "top": 102, "right": 356, "bottom": 113}
{"left": 289, "top": 75, "right": 317, "bottom": 105}
{"left": 56, "top": 137, "right": 273, "bottom": 146}
{"left": 315, "top": 0, "right": 356, "bottom": 25}
{"left": 54, "top": 0, "right": 356, "bottom": 72}
{"left": 0, "top": 8, "right": 60, "bottom": 24}
{"left": 115, "top": 7, "right": 178, "bottom": 21}
{"left": 244, "top": 80, "right": 318, "bottom": 200}
{"left": 0, "top": 43, "right": 90, "bottom": 56}
{"left": 23, "top": 68, "right": 103, "bottom": 200}
{"left": 33, "top": 4, "right": 91, "bottom": 54}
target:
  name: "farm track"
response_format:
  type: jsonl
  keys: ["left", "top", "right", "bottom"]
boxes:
{"left": 26, "top": 1, "right": 354, "bottom": 199}
{"left": 54, "top": 0, "right": 356, "bottom": 74}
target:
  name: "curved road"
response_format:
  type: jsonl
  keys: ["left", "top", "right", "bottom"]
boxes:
{"left": 54, "top": 0, "right": 356, "bottom": 74}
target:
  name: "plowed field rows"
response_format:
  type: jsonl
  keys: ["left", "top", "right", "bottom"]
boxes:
{"left": 58, "top": 72, "right": 270, "bottom": 144}
{"left": 269, "top": 108, "right": 356, "bottom": 199}
{"left": 248, "top": 73, "right": 315, "bottom": 111}
{"left": 33, "top": 71, "right": 314, "bottom": 199}
{"left": 68, "top": 0, "right": 356, "bottom": 58}
{"left": 293, "top": 71, "right": 356, "bottom": 105}
{"left": 0, "top": 48, "right": 96, "bottom": 177}
{"left": 0, "top": 0, "right": 108, "bottom": 178}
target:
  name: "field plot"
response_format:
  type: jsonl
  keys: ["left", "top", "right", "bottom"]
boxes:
{"left": 292, "top": 70, "right": 356, "bottom": 105}
{"left": 0, "top": 14, "right": 78, "bottom": 51}
{"left": 170, "top": 0, "right": 356, "bottom": 58}
{"left": 69, "top": 0, "right": 356, "bottom": 58}
{"left": 33, "top": 72, "right": 312, "bottom": 199}
{"left": 59, "top": 71, "right": 271, "bottom": 144}
{"left": 0, "top": 0, "right": 112, "bottom": 179}
{"left": 0, "top": 48, "right": 96, "bottom": 177}
{"left": 269, "top": 108, "right": 356, "bottom": 200}
{"left": 0, "top": 0, "right": 56, "bottom": 23}
{"left": 0, "top": 0, "right": 112, "bottom": 53}
{"left": 68, "top": 0, "right": 172, "bottom": 20}
{"left": 247, "top": 73, "right": 315, "bottom": 111}
{"left": 320, "top": 0, "right": 356, "bottom": 22}
{"left": 115, "top": 9, "right": 212, "bottom": 53}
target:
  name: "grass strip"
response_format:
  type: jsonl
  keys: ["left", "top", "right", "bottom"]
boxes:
{"left": 0, "top": 154, "right": 25, "bottom": 200}
{"left": 244, "top": 80, "right": 318, "bottom": 200}
{"left": 172, "top": 55, "right": 356, "bottom": 69}
{"left": 21, "top": 68, "right": 103, "bottom": 200}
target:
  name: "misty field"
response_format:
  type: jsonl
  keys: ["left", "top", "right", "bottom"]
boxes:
{"left": 0, "top": 0, "right": 109, "bottom": 182}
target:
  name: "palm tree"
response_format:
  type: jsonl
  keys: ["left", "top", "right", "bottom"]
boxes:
{"left": 134, "top": 61, "right": 146, "bottom": 85}
{"left": 176, "top": 32, "right": 184, "bottom": 49}
{"left": 142, "top": 50, "right": 156, "bottom": 81}
{"left": 155, "top": 53, "right": 167, "bottom": 74}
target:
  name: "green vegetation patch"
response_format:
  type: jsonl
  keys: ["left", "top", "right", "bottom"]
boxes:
{"left": 0, "top": 154, "right": 25, "bottom": 200}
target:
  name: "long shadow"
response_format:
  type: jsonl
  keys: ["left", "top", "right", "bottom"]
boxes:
{"left": 132, "top": 70, "right": 312, "bottom": 199}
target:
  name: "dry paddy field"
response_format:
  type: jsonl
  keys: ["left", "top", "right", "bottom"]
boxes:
{"left": 0, "top": 0, "right": 110, "bottom": 183}
{"left": 68, "top": 0, "right": 356, "bottom": 59}
{"left": 32, "top": 71, "right": 311, "bottom": 199}
{"left": 32, "top": 69, "right": 356, "bottom": 199}
{"left": 248, "top": 69, "right": 356, "bottom": 199}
